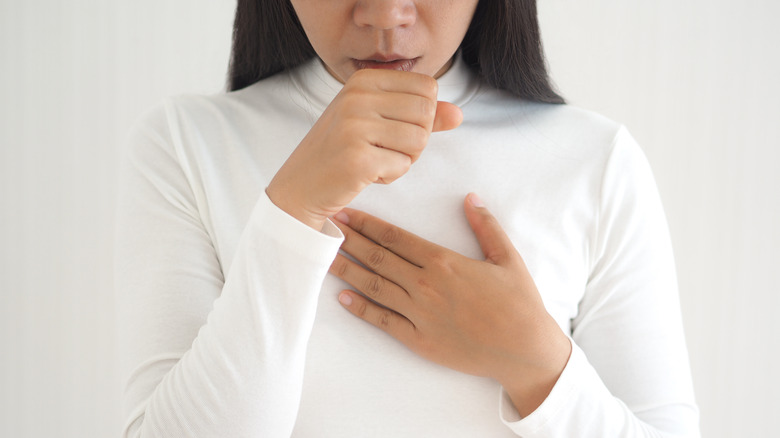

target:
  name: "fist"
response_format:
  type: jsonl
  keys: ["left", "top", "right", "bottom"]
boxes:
{"left": 266, "top": 68, "right": 462, "bottom": 230}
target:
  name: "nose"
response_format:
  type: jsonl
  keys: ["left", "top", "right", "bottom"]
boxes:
{"left": 353, "top": 0, "right": 417, "bottom": 29}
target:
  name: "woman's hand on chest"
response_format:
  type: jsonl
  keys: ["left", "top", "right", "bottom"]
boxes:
{"left": 329, "top": 193, "right": 572, "bottom": 417}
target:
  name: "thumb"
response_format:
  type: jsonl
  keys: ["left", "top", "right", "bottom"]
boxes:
{"left": 432, "top": 101, "right": 463, "bottom": 132}
{"left": 464, "top": 193, "right": 515, "bottom": 265}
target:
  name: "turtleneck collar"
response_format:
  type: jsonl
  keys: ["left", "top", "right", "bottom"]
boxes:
{"left": 288, "top": 52, "right": 481, "bottom": 115}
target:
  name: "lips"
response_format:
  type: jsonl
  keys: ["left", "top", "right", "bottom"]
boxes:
{"left": 352, "top": 56, "right": 418, "bottom": 72}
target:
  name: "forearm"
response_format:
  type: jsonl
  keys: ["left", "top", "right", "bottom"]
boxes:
{"left": 499, "top": 343, "right": 700, "bottom": 438}
{"left": 120, "top": 194, "right": 344, "bottom": 437}
{"left": 500, "top": 326, "right": 572, "bottom": 418}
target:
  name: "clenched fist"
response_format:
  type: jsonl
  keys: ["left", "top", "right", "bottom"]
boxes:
{"left": 266, "top": 68, "right": 462, "bottom": 230}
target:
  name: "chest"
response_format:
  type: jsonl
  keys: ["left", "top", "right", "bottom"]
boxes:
{"left": 203, "top": 124, "right": 597, "bottom": 329}
{"left": 188, "top": 122, "right": 599, "bottom": 435}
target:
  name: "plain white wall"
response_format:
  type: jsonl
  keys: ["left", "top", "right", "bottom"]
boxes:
{"left": 538, "top": 2, "right": 780, "bottom": 436}
{"left": 540, "top": 0, "right": 780, "bottom": 437}
{"left": 0, "top": 1, "right": 235, "bottom": 436}
{"left": 1, "top": 1, "right": 777, "bottom": 437}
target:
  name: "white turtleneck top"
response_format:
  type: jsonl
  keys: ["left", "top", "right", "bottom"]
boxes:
{"left": 116, "top": 55, "right": 699, "bottom": 437}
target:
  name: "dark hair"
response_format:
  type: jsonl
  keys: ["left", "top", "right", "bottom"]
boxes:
{"left": 228, "top": 0, "right": 564, "bottom": 104}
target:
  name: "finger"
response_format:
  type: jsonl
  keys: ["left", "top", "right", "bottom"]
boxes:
{"left": 463, "top": 193, "right": 517, "bottom": 265}
{"left": 364, "top": 145, "right": 412, "bottom": 185}
{"left": 372, "top": 93, "right": 437, "bottom": 131}
{"left": 334, "top": 208, "right": 442, "bottom": 268}
{"left": 350, "top": 69, "right": 439, "bottom": 100}
{"left": 332, "top": 219, "right": 421, "bottom": 287}
{"left": 432, "top": 101, "right": 463, "bottom": 132}
{"left": 357, "top": 72, "right": 462, "bottom": 133}
{"left": 338, "top": 290, "right": 418, "bottom": 346}
{"left": 364, "top": 118, "right": 430, "bottom": 163}
{"left": 329, "top": 253, "right": 412, "bottom": 314}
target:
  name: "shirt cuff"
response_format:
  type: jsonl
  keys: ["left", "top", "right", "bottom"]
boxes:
{"left": 246, "top": 190, "right": 345, "bottom": 265}
{"left": 498, "top": 341, "right": 594, "bottom": 436}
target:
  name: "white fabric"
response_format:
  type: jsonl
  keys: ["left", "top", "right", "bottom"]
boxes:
{"left": 116, "top": 55, "right": 699, "bottom": 437}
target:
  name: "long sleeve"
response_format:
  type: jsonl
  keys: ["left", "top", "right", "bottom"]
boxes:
{"left": 115, "top": 61, "right": 700, "bottom": 436}
{"left": 498, "top": 128, "right": 700, "bottom": 437}
{"left": 115, "top": 104, "right": 343, "bottom": 437}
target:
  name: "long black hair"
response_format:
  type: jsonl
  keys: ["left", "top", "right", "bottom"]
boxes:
{"left": 228, "top": 0, "right": 564, "bottom": 104}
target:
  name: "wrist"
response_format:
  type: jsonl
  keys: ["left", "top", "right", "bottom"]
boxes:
{"left": 265, "top": 186, "right": 327, "bottom": 231}
{"left": 498, "top": 327, "right": 572, "bottom": 417}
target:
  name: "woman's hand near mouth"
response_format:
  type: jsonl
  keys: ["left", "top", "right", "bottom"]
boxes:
{"left": 266, "top": 68, "right": 463, "bottom": 231}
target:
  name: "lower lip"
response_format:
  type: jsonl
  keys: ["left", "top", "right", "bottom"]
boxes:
{"left": 352, "top": 58, "right": 418, "bottom": 72}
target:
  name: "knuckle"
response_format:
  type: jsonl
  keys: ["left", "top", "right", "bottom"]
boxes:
{"left": 382, "top": 155, "right": 411, "bottom": 184}
{"left": 419, "top": 96, "right": 436, "bottom": 119}
{"left": 378, "top": 309, "right": 393, "bottom": 328}
{"left": 482, "top": 213, "right": 499, "bottom": 228}
{"left": 378, "top": 225, "right": 402, "bottom": 248}
{"left": 394, "top": 154, "right": 412, "bottom": 175}
{"left": 366, "top": 246, "right": 387, "bottom": 269}
{"left": 334, "top": 258, "right": 348, "bottom": 278}
{"left": 421, "top": 76, "right": 438, "bottom": 98}
{"left": 356, "top": 301, "right": 368, "bottom": 318}
{"left": 408, "top": 125, "right": 429, "bottom": 148}
{"left": 364, "top": 275, "right": 384, "bottom": 298}
{"left": 402, "top": 153, "right": 413, "bottom": 169}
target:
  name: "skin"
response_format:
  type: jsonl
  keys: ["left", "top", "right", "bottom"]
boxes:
{"left": 290, "top": 0, "right": 478, "bottom": 82}
{"left": 267, "top": 0, "right": 471, "bottom": 229}
{"left": 330, "top": 195, "right": 571, "bottom": 417}
{"left": 265, "top": 0, "right": 572, "bottom": 417}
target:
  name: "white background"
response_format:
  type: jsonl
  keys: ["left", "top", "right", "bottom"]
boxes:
{"left": 1, "top": 1, "right": 777, "bottom": 436}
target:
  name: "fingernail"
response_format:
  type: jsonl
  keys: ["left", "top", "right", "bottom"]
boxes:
{"left": 469, "top": 193, "right": 485, "bottom": 208}
{"left": 338, "top": 292, "right": 352, "bottom": 306}
{"left": 334, "top": 211, "right": 349, "bottom": 224}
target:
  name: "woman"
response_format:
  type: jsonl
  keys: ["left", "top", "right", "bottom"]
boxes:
{"left": 117, "top": 0, "right": 700, "bottom": 436}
